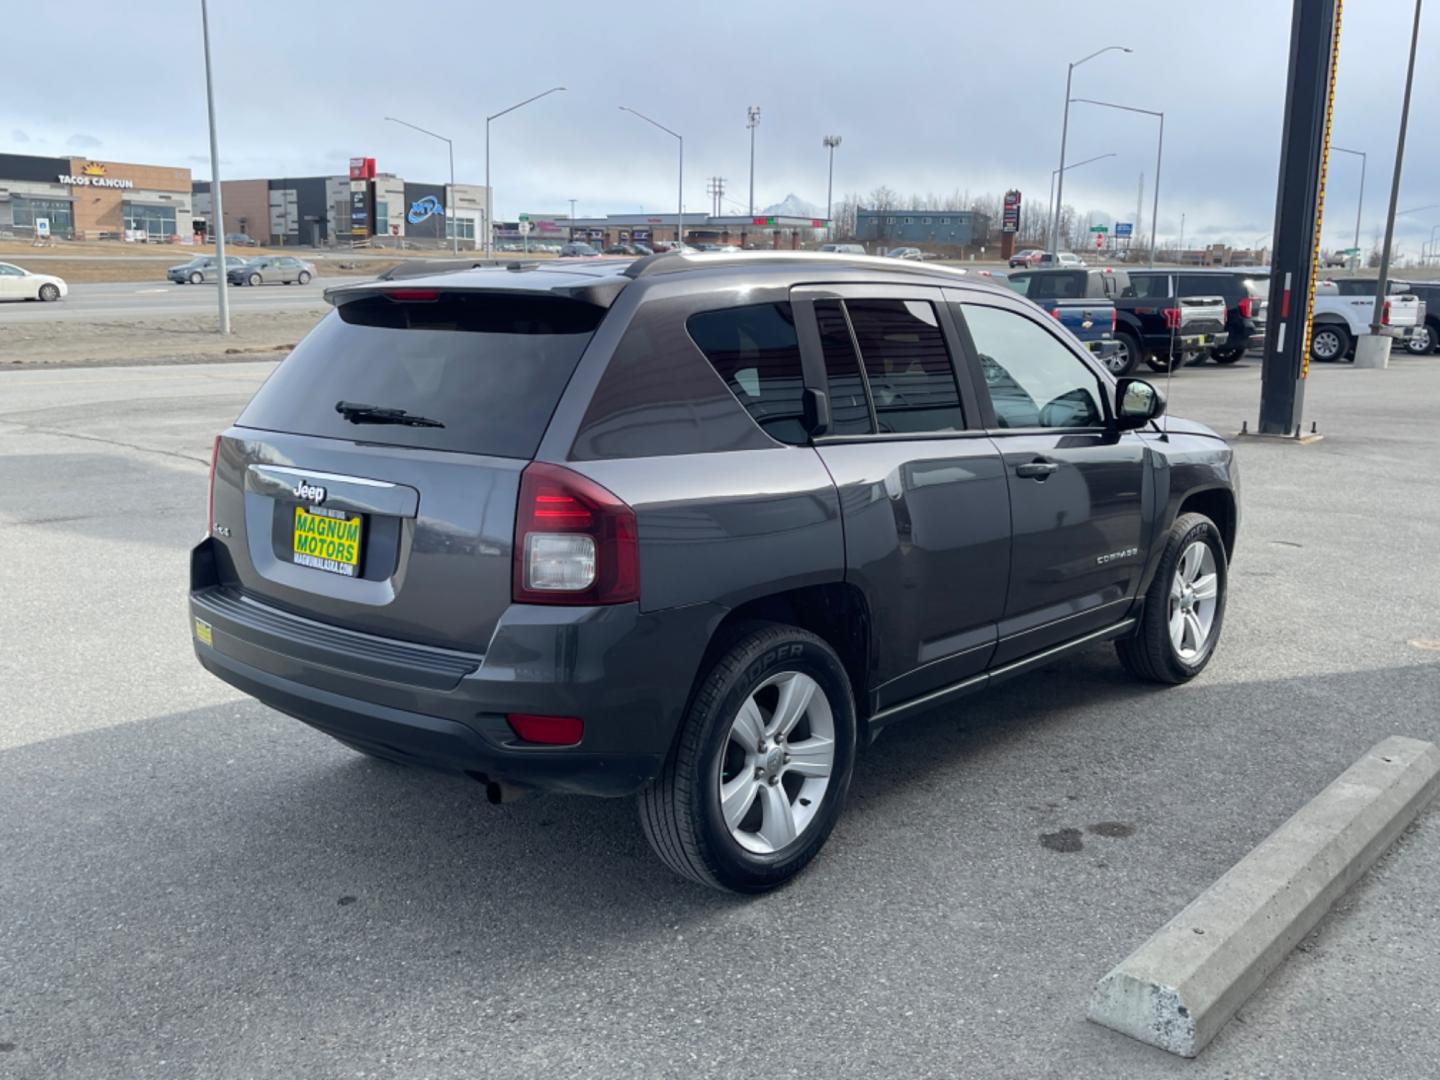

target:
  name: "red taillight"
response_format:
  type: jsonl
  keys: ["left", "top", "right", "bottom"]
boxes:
{"left": 1111, "top": 307, "right": 1117, "bottom": 333}
{"left": 1163, "top": 307, "right": 1182, "bottom": 330}
{"left": 1382, "top": 300, "right": 1391, "bottom": 325}
{"left": 506, "top": 713, "right": 584, "bottom": 746}
{"left": 206, "top": 434, "right": 221, "bottom": 533}
{"left": 1237, "top": 297, "right": 1256, "bottom": 319}
{"left": 512, "top": 462, "right": 639, "bottom": 605}
{"left": 1048, "top": 307, "right": 1062, "bottom": 320}
{"left": 385, "top": 288, "right": 439, "bottom": 301}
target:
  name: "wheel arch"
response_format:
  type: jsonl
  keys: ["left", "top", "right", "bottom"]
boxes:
{"left": 1175, "top": 485, "right": 1237, "bottom": 559}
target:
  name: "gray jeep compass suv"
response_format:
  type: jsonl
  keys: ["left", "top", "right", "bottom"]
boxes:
{"left": 190, "top": 252, "right": 1239, "bottom": 892}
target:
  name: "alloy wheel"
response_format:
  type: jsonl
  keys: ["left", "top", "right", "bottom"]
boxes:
{"left": 1169, "top": 540, "right": 1219, "bottom": 661}
{"left": 718, "top": 671, "right": 835, "bottom": 854}
{"left": 1105, "top": 338, "right": 1132, "bottom": 375}
{"left": 1312, "top": 329, "right": 1342, "bottom": 360}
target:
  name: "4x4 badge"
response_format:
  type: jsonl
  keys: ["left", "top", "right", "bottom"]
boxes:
{"left": 292, "top": 481, "right": 327, "bottom": 504}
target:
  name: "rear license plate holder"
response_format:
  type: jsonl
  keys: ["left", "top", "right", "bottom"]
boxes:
{"left": 292, "top": 505, "right": 364, "bottom": 577}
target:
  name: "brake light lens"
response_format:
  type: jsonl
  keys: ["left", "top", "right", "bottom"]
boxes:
{"left": 206, "top": 435, "right": 221, "bottom": 533}
{"left": 1237, "top": 297, "right": 1256, "bottom": 319}
{"left": 385, "top": 288, "right": 439, "bottom": 302}
{"left": 1382, "top": 300, "right": 1391, "bottom": 325}
{"left": 1048, "top": 307, "right": 1062, "bottom": 320}
{"left": 1111, "top": 307, "right": 1118, "bottom": 333}
{"left": 513, "top": 462, "right": 639, "bottom": 605}
{"left": 506, "top": 713, "right": 584, "bottom": 746}
{"left": 1163, "top": 307, "right": 1182, "bottom": 330}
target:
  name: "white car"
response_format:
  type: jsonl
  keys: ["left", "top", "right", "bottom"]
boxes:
{"left": 0, "top": 261, "right": 68, "bottom": 302}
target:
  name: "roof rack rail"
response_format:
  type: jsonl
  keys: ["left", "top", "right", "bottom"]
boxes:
{"left": 620, "top": 249, "right": 986, "bottom": 282}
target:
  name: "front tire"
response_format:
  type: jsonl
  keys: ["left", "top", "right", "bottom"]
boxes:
{"left": 1310, "top": 323, "right": 1349, "bottom": 363}
{"left": 1117, "top": 512, "right": 1228, "bottom": 684}
{"left": 38, "top": 283, "right": 60, "bottom": 302}
{"left": 639, "top": 623, "right": 856, "bottom": 893}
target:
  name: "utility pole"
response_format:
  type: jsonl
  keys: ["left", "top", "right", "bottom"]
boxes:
{"left": 747, "top": 106, "right": 761, "bottom": 216}
{"left": 823, "top": 135, "right": 842, "bottom": 232}
{"left": 1136, "top": 173, "right": 1144, "bottom": 254}
{"left": 199, "top": 0, "right": 229, "bottom": 334}
{"left": 707, "top": 177, "right": 727, "bottom": 218}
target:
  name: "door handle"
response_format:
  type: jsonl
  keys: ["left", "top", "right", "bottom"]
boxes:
{"left": 1015, "top": 459, "right": 1059, "bottom": 480}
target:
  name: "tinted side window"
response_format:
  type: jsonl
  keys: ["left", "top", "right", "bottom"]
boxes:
{"left": 1179, "top": 274, "right": 1233, "bottom": 300}
{"left": 815, "top": 299, "right": 873, "bottom": 435}
{"left": 1126, "top": 273, "right": 1170, "bottom": 299}
{"left": 960, "top": 304, "right": 1105, "bottom": 430}
{"left": 1022, "top": 272, "right": 1085, "bottom": 300}
{"left": 687, "top": 302, "right": 807, "bottom": 445}
{"left": 846, "top": 299, "right": 963, "bottom": 433}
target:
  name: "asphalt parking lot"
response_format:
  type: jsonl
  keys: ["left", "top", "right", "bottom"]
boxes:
{"left": 2, "top": 354, "right": 1438, "bottom": 1078}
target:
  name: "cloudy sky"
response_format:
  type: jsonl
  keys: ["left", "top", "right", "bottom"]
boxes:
{"left": 8, "top": 0, "right": 1437, "bottom": 252}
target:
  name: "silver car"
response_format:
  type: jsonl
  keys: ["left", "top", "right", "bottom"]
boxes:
{"left": 228, "top": 256, "right": 315, "bottom": 286}
{"left": 168, "top": 255, "right": 248, "bottom": 285}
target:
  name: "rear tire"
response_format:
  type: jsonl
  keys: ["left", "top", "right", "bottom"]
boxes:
{"left": 638, "top": 622, "right": 856, "bottom": 893}
{"left": 297, "top": 270, "right": 311, "bottom": 285}
{"left": 1145, "top": 346, "right": 1180, "bottom": 372}
{"left": 248, "top": 272, "right": 262, "bottom": 287}
{"left": 1310, "top": 323, "right": 1350, "bottom": 363}
{"left": 1107, "top": 330, "right": 1141, "bottom": 377}
{"left": 1117, "top": 512, "right": 1228, "bottom": 685}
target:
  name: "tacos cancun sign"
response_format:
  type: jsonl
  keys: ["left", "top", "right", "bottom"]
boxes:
{"left": 58, "top": 173, "right": 135, "bottom": 189}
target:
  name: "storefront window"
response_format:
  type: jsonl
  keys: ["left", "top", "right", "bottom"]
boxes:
{"left": 10, "top": 197, "right": 75, "bottom": 239}
{"left": 445, "top": 217, "right": 476, "bottom": 241}
{"left": 122, "top": 202, "right": 178, "bottom": 240}
{"left": 375, "top": 202, "right": 389, "bottom": 234}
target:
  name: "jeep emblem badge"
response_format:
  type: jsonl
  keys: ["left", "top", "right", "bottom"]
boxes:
{"left": 292, "top": 480, "right": 327, "bottom": 504}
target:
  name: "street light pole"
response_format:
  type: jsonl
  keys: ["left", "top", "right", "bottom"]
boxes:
{"left": 1331, "top": 146, "right": 1366, "bottom": 256}
{"left": 199, "top": 0, "right": 229, "bottom": 335}
{"left": 747, "top": 106, "right": 761, "bottom": 216}
{"left": 1070, "top": 98, "right": 1163, "bottom": 266}
{"left": 1047, "top": 152, "right": 1117, "bottom": 244}
{"left": 823, "top": 135, "right": 842, "bottom": 233}
{"left": 620, "top": 107, "right": 684, "bottom": 251}
{"left": 484, "top": 86, "right": 566, "bottom": 259}
{"left": 1369, "top": 0, "right": 1423, "bottom": 338}
{"left": 385, "top": 116, "right": 458, "bottom": 254}
{"left": 1050, "top": 45, "right": 1130, "bottom": 254}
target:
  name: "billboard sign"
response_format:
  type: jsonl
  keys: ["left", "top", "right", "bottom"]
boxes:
{"left": 1002, "top": 189, "right": 1021, "bottom": 233}
{"left": 349, "top": 157, "right": 376, "bottom": 180}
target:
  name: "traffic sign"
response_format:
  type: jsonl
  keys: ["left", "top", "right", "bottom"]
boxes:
{"left": 1089, "top": 224, "right": 1109, "bottom": 233}
{"left": 1115, "top": 222, "right": 1134, "bottom": 238}
{"left": 519, "top": 213, "right": 530, "bottom": 221}
{"left": 1095, "top": 233, "right": 1104, "bottom": 249}
{"left": 518, "top": 221, "right": 532, "bottom": 234}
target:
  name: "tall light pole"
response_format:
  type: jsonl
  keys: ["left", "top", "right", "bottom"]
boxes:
{"left": 1070, "top": 98, "right": 1164, "bottom": 266}
{"left": 823, "top": 135, "right": 842, "bottom": 234}
{"left": 747, "top": 106, "right": 762, "bottom": 216}
{"left": 620, "top": 107, "right": 683, "bottom": 251}
{"left": 1047, "top": 151, "right": 1117, "bottom": 244}
{"left": 385, "top": 116, "right": 457, "bottom": 254}
{"left": 1331, "top": 146, "right": 1366, "bottom": 255}
{"left": 1050, "top": 45, "right": 1131, "bottom": 254}
{"left": 1428, "top": 223, "right": 1440, "bottom": 264}
{"left": 199, "top": 0, "right": 229, "bottom": 334}
{"left": 484, "top": 86, "right": 566, "bottom": 259}
{"left": 1369, "top": 0, "right": 1423, "bottom": 341}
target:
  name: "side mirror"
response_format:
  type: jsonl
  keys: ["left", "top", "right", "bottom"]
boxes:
{"left": 801, "top": 387, "right": 831, "bottom": 437}
{"left": 1114, "top": 377, "right": 1166, "bottom": 430}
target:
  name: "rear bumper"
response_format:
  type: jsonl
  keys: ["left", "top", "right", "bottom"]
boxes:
{"left": 189, "top": 539, "right": 720, "bottom": 797}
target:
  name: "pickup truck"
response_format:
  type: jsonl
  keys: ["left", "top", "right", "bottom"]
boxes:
{"left": 1310, "top": 280, "right": 1427, "bottom": 362}
{"left": 1321, "top": 277, "right": 1438, "bottom": 355}
{"left": 1002, "top": 268, "right": 1125, "bottom": 373}
{"left": 1006, "top": 267, "right": 1227, "bottom": 376}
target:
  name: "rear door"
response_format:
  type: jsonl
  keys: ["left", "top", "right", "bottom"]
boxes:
{"left": 795, "top": 285, "right": 1010, "bottom": 710}
{"left": 948, "top": 291, "right": 1149, "bottom": 665}
{"left": 207, "top": 287, "right": 607, "bottom": 651}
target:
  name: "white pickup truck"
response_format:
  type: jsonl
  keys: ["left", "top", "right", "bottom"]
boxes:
{"left": 1310, "top": 280, "right": 1427, "bottom": 362}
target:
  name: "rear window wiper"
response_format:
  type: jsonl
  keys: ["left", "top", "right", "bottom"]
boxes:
{"left": 335, "top": 400, "right": 445, "bottom": 428}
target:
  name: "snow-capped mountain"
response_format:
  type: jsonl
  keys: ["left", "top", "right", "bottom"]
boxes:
{"left": 761, "top": 194, "right": 822, "bottom": 218}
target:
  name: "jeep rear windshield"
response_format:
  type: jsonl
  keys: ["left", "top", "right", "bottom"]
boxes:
{"left": 236, "top": 291, "right": 604, "bottom": 458}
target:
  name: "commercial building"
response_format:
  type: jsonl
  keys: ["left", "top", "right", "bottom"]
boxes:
{"left": 193, "top": 164, "right": 489, "bottom": 248}
{"left": 555, "top": 212, "right": 831, "bottom": 250}
{"left": 0, "top": 153, "right": 193, "bottom": 241}
{"left": 854, "top": 208, "right": 989, "bottom": 251}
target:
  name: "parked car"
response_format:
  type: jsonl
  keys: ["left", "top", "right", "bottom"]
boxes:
{"left": 1005, "top": 268, "right": 1127, "bottom": 373}
{"left": 1008, "top": 249, "right": 1043, "bottom": 269}
{"left": 819, "top": 243, "right": 866, "bottom": 255}
{"left": 191, "top": 252, "right": 1239, "bottom": 892}
{"left": 225, "top": 233, "right": 258, "bottom": 247}
{"left": 604, "top": 244, "right": 640, "bottom": 256}
{"left": 1310, "top": 280, "right": 1425, "bottom": 361}
{"left": 168, "top": 255, "right": 249, "bottom": 285}
{"left": 632, "top": 244, "right": 654, "bottom": 256}
{"left": 0, "top": 261, "right": 66, "bottom": 302}
{"left": 558, "top": 242, "right": 601, "bottom": 257}
{"left": 226, "top": 256, "right": 315, "bottom": 286}
{"left": 1115, "top": 270, "right": 1231, "bottom": 371}
{"left": 1322, "top": 277, "right": 1438, "bottom": 355}
{"left": 886, "top": 247, "right": 924, "bottom": 260}
{"left": 1159, "top": 268, "right": 1270, "bottom": 363}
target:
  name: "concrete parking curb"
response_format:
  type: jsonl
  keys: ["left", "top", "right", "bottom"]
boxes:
{"left": 1087, "top": 735, "right": 1440, "bottom": 1058}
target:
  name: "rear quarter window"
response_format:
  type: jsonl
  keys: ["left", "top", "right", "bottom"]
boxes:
{"left": 236, "top": 291, "right": 603, "bottom": 459}
{"left": 687, "top": 302, "right": 807, "bottom": 445}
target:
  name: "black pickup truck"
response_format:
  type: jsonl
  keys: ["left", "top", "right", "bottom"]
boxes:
{"left": 1006, "top": 267, "right": 1229, "bottom": 376}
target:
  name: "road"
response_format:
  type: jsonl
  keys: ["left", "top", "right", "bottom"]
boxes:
{"left": 2, "top": 357, "right": 1438, "bottom": 1079}
{"left": 0, "top": 277, "right": 366, "bottom": 323}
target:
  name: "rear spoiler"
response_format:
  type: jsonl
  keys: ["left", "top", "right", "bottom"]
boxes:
{"left": 324, "top": 267, "right": 630, "bottom": 309}
{"left": 377, "top": 258, "right": 523, "bottom": 281}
